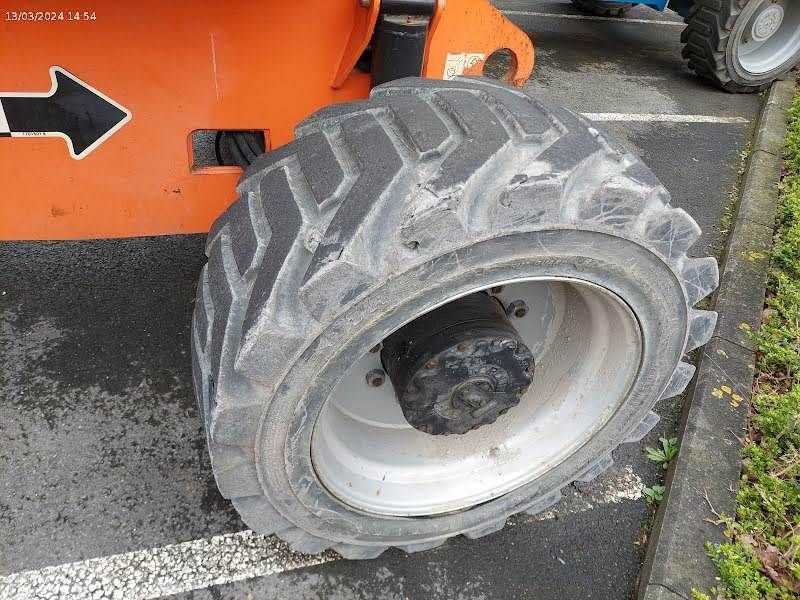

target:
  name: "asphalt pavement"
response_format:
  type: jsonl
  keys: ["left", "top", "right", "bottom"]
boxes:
{"left": 0, "top": 2, "right": 762, "bottom": 598}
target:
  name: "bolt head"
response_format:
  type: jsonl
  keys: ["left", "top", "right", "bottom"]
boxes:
{"left": 366, "top": 369, "right": 385, "bottom": 387}
{"left": 507, "top": 299, "right": 529, "bottom": 319}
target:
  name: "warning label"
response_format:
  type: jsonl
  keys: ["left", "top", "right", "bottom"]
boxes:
{"left": 443, "top": 53, "right": 486, "bottom": 80}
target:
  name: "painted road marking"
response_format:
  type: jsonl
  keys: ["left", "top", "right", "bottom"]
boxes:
{"left": 503, "top": 10, "right": 684, "bottom": 26}
{"left": 582, "top": 112, "right": 750, "bottom": 124}
{"left": 0, "top": 467, "right": 643, "bottom": 599}
{"left": 0, "top": 531, "right": 336, "bottom": 600}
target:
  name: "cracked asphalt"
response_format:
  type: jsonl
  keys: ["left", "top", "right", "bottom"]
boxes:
{"left": 0, "top": 1, "right": 762, "bottom": 598}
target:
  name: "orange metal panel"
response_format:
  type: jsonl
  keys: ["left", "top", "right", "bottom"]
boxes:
{"left": 332, "top": 0, "right": 381, "bottom": 88}
{"left": 0, "top": 1, "right": 372, "bottom": 240}
{"left": 0, "top": 1, "right": 533, "bottom": 240}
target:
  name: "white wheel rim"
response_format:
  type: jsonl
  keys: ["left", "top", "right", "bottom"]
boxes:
{"left": 310, "top": 277, "right": 643, "bottom": 516}
{"left": 735, "top": 0, "right": 800, "bottom": 75}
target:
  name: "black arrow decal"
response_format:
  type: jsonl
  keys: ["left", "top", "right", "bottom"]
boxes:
{"left": 0, "top": 66, "right": 131, "bottom": 159}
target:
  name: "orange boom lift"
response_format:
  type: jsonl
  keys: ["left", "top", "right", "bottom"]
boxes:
{"left": 0, "top": 0, "right": 532, "bottom": 240}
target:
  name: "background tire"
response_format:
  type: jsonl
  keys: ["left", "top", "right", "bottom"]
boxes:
{"left": 682, "top": 0, "right": 800, "bottom": 93}
{"left": 191, "top": 76, "right": 718, "bottom": 558}
{"left": 571, "top": 0, "right": 635, "bottom": 17}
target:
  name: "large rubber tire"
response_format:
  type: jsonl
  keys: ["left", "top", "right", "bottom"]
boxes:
{"left": 571, "top": 0, "right": 635, "bottom": 17}
{"left": 681, "top": 0, "right": 800, "bottom": 93}
{"left": 191, "top": 76, "right": 718, "bottom": 558}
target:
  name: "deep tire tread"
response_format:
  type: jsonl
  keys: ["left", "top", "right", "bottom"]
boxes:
{"left": 191, "top": 77, "right": 718, "bottom": 557}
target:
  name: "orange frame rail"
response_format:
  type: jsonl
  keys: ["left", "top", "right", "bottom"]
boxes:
{"left": 0, "top": 0, "right": 533, "bottom": 240}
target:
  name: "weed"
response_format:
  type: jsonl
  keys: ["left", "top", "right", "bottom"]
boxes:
{"left": 643, "top": 485, "right": 665, "bottom": 505}
{"left": 645, "top": 437, "right": 679, "bottom": 470}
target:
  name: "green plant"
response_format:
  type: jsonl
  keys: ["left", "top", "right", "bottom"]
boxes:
{"left": 642, "top": 485, "right": 665, "bottom": 505}
{"left": 645, "top": 437, "right": 679, "bottom": 470}
{"left": 700, "top": 89, "right": 800, "bottom": 599}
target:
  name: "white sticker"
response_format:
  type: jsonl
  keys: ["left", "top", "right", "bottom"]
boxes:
{"left": 443, "top": 53, "right": 486, "bottom": 80}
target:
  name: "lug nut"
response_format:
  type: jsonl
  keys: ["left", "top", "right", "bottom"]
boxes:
{"left": 506, "top": 299, "right": 529, "bottom": 319}
{"left": 366, "top": 369, "right": 386, "bottom": 387}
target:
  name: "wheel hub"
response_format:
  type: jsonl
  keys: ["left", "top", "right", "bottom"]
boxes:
{"left": 751, "top": 4, "right": 784, "bottom": 42}
{"left": 313, "top": 278, "right": 645, "bottom": 516}
{"left": 381, "top": 292, "right": 534, "bottom": 435}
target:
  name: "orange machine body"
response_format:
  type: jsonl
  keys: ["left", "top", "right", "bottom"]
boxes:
{"left": 0, "top": 0, "right": 533, "bottom": 240}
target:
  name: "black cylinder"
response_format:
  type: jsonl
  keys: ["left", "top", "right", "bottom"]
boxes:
{"left": 381, "top": 292, "right": 535, "bottom": 435}
{"left": 370, "top": 15, "right": 430, "bottom": 87}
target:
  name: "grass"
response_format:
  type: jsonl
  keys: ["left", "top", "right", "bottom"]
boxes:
{"left": 696, "top": 91, "right": 800, "bottom": 599}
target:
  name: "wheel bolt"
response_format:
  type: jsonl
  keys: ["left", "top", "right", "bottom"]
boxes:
{"left": 366, "top": 369, "right": 386, "bottom": 387}
{"left": 506, "top": 299, "right": 529, "bottom": 319}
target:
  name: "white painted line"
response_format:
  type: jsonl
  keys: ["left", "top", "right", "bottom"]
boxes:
{"left": 0, "top": 531, "right": 337, "bottom": 600}
{"left": 503, "top": 10, "right": 685, "bottom": 26}
{"left": 582, "top": 112, "right": 750, "bottom": 124}
{"left": 0, "top": 467, "right": 644, "bottom": 599}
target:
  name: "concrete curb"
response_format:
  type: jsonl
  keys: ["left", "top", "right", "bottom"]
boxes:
{"left": 637, "top": 79, "right": 795, "bottom": 600}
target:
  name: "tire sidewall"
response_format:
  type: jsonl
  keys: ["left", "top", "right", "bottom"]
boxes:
{"left": 253, "top": 228, "right": 688, "bottom": 545}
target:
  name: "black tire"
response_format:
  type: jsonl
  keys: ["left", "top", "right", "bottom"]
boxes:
{"left": 191, "top": 76, "right": 718, "bottom": 558}
{"left": 681, "top": 0, "right": 800, "bottom": 93}
{"left": 571, "top": 0, "right": 635, "bottom": 17}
